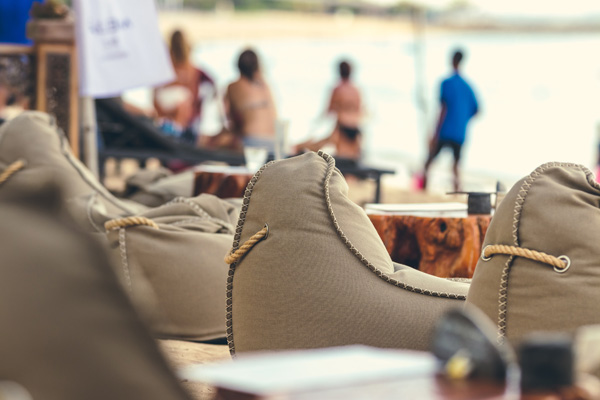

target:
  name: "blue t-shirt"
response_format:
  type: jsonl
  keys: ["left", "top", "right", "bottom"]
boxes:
{"left": 439, "top": 73, "right": 478, "bottom": 145}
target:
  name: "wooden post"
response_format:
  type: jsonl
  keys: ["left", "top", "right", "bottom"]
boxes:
{"left": 27, "top": 18, "right": 79, "bottom": 159}
{"left": 81, "top": 96, "right": 98, "bottom": 177}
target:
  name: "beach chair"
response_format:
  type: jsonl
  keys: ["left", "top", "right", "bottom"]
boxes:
{"left": 95, "top": 98, "right": 244, "bottom": 176}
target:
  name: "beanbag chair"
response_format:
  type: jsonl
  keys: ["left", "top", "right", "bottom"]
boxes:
{"left": 0, "top": 182, "right": 192, "bottom": 400}
{"left": 0, "top": 112, "right": 238, "bottom": 341}
{"left": 226, "top": 151, "right": 469, "bottom": 354}
{"left": 0, "top": 111, "right": 146, "bottom": 220}
{"left": 467, "top": 162, "right": 600, "bottom": 344}
{"left": 125, "top": 168, "right": 196, "bottom": 208}
{"left": 104, "top": 194, "right": 238, "bottom": 340}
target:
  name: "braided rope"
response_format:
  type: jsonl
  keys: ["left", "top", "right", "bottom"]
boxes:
{"left": 224, "top": 225, "right": 268, "bottom": 265}
{"left": 483, "top": 244, "right": 567, "bottom": 270}
{"left": 104, "top": 216, "right": 159, "bottom": 231}
{"left": 0, "top": 159, "right": 26, "bottom": 186}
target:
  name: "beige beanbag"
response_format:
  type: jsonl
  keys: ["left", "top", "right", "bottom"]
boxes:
{"left": 0, "top": 112, "right": 238, "bottom": 342}
{"left": 125, "top": 168, "right": 196, "bottom": 208}
{"left": 0, "top": 111, "right": 146, "bottom": 221}
{"left": 227, "top": 151, "right": 469, "bottom": 354}
{"left": 467, "top": 162, "right": 600, "bottom": 344}
{"left": 0, "top": 184, "right": 192, "bottom": 400}
{"left": 104, "top": 195, "right": 238, "bottom": 341}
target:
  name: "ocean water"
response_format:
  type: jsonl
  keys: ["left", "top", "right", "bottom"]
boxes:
{"left": 125, "top": 31, "right": 600, "bottom": 192}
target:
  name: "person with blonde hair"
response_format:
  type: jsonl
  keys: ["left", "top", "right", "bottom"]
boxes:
{"left": 153, "top": 29, "right": 215, "bottom": 144}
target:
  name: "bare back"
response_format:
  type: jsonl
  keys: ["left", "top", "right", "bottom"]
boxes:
{"left": 328, "top": 81, "right": 361, "bottom": 128}
{"left": 225, "top": 77, "right": 276, "bottom": 139}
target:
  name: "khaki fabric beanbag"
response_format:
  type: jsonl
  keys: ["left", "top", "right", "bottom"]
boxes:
{"left": 105, "top": 195, "right": 238, "bottom": 341}
{"left": 0, "top": 185, "right": 192, "bottom": 400}
{"left": 227, "top": 152, "right": 469, "bottom": 354}
{"left": 0, "top": 112, "right": 146, "bottom": 227}
{"left": 467, "top": 162, "right": 600, "bottom": 344}
{"left": 0, "top": 112, "right": 240, "bottom": 342}
{"left": 126, "top": 168, "right": 196, "bottom": 208}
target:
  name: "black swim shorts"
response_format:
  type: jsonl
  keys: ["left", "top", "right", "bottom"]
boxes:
{"left": 430, "top": 139, "right": 462, "bottom": 162}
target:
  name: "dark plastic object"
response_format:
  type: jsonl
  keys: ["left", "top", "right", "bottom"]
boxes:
{"left": 518, "top": 334, "right": 574, "bottom": 392}
{"left": 431, "top": 305, "right": 516, "bottom": 382}
{"left": 448, "top": 192, "right": 493, "bottom": 215}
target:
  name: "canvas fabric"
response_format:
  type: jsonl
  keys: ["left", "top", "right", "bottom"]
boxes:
{"left": 227, "top": 152, "right": 469, "bottom": 354}
{"left": 105, "top": 194, "right": 239, "bottom": 340}
{"left": 0, "top": 112, "right": 147, "bottom": 229}
{"left": 0, "top": 186, "right": 192, "bottom": 400}
{"left": 467, "top": 162, "right": 600, "bottom": 344}
{"left": 0, "top": 112, "right": 239, "bottom": 341}
{"left": 126, "top": 168, "right": 196, "bottom": 207}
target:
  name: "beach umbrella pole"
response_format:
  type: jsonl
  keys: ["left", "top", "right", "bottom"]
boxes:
{"left": 412, "top": 6, "right": 429, "bottom": 149}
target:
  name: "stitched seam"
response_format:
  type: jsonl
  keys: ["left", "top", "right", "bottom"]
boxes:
{"left": 161, "top": 196, "right": 212, "bottom": 216}
{"left": 498, "top": 161, "right": 588, "bottom": 342}
{"left": 170, "top": 217, "right": 212, "bottom": 227}
{"left": 58, "top": 127, "right": 137, "bottom": 215}
{"left": 319, "top": 151, "right": 466, "bottom": 300}
{"left": 85, "top": 193, "right": 104, "bottom": 233}
{"left": 118, "top": 228, "right": 133, "bottom": 295}
{"left": 159, "top": 197, "right": 235, "bottom": 234}
{"left": 225, "top": 161, "right": 276, "bottom": 357}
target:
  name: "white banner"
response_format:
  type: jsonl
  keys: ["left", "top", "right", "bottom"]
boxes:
{"left": 74, "top": 0, "right": 174, "bottom": 98}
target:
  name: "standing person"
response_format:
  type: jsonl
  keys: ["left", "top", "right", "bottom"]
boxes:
{"left": 153, "top": 29, "right": 215, "bottom": 144}
{"left": 422, "top": 49, "right": 479, "bottom": 191}
{"left": 295, "top": 60, "right": 363, "bottom": 160}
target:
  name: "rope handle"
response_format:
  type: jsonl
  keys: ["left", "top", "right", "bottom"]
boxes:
{"left": 225, "top": 224, "right": 269, "bottom": 265}
{"left": 0, "top": 159, "right": 26, "bottom": 186}
{"left": 482, "top": 244, "right": 570, "bottom": 273}
{"left": 105, "top": 216, "right": 159, "bottom": 231}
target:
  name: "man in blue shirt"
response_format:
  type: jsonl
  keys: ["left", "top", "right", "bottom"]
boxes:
{"left": 423, "top": 50, "right": 478, "bottom": 191}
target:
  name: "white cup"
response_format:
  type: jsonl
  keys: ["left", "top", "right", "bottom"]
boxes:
{"left": 244, "top": 146, "right": 269, "bottom": 173}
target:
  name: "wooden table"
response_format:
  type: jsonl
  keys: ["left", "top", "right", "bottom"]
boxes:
{"left": 193, "top": 166, "right": 253, "bottom": 199}
{"left": 212, "top": 375, "right": 511, "bottom": 400}
{"left": 367, "top": 204, "right": 492, "bottom": 278}
{"left": 213, "top": 379, "right": 589, "bottom": 400}
{"left": 160, "top": 341, "right": 591, "bottom": 400}
{"left": 159, "top": 340, "right": 230, "bottom": 400}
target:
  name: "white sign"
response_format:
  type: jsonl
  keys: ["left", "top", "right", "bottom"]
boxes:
{"left": 74, "top": 0, "right": 175, "bottom": 98}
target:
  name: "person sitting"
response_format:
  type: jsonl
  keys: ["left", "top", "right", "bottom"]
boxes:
{"left": 153, "top": 29, "right": 215, "bottom": 145}
{"left": 205, "top": 49, "right": 276, "bottom": 152}
{"left": 294, "top": 60, "right": 363, "bottom": 160}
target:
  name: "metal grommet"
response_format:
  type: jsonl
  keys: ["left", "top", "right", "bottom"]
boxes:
{"left": 262, "top": 223, "right": 269, "bottom": 240}
{"left": 555, "top": 255, "right": 571, "bottom": 273}
{"left": 481, "top": 245, "right": 492, "bottom": 261}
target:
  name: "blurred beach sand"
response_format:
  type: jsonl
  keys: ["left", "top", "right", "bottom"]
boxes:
{"left": 157, "top": 10, "right": 417, "bottom": 41}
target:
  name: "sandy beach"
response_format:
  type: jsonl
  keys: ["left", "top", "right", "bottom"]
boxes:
{"left": 157, "top": 10, "right": 418, "bottom": 42}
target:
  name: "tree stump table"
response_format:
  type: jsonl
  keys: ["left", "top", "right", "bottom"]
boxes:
{"left": 193, "top": 165, "right": 253, "bottom": 199}
{"left": 367, "top": 204, "right": 492, "bottom": 278}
